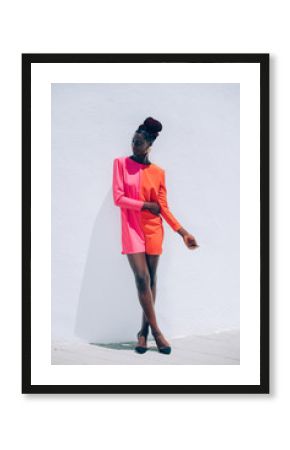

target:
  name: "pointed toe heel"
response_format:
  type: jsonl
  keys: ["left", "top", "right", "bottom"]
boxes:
{"left": 134, "top": 331, "right": 148, "bottom": 354}
{"left": 152, "top": 331, "right": 172, "bottom": 355}
{"left": 159, "top": 346, "right": 171, "bottom": 355}
{"left": 135, "top": 346, "right": 147, "bottom": 354}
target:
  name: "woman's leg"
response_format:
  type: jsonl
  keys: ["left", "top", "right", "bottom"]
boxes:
{"left": 127, "top": 252, "right": 170, "bottom": 348}
{"left": 126, "top": 253, "right": 161, "bottom": 335}
{"left": 139, "top": 254, "right": 160, "bottom": 335}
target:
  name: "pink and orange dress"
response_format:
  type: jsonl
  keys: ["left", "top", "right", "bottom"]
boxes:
{"left": 112, "top": 155, "right": 182, "bottom": 255}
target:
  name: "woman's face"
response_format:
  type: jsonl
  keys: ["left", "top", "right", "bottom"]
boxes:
{"left": 131, "top": 132, "right": 150, "bottom": 157}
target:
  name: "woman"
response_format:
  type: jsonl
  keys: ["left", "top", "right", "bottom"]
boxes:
{"left": 112, "top": 117, "right": 199, "bottom": 355}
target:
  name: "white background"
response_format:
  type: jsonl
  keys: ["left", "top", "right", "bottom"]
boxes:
{"left": 1, "top": 0, "right": 284, "bottom": 449}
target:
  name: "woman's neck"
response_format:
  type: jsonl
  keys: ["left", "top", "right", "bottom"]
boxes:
{"left": 130, "top": 154, "right": 151, "bottom": 164}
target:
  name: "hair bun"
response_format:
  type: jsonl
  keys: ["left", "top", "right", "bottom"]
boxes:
{"left": 143, "top": 117, "right": 163, "bottom": 134}
{"left": 136, "top": 117, "right": 163, "bottom": 143}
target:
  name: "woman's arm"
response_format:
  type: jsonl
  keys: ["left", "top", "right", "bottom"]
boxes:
{"left": 158, "top": 169, "right": 199, "bottom": 250}
{"left": 158, "top": 170, "right": 182, "bottom": 232}
{"left": 112, "top": 158, "right": 145, "bottom": 210}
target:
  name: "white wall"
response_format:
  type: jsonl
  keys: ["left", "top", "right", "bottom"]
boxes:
{"left": 51, "top": 83, "right": 240, "bottom": 342}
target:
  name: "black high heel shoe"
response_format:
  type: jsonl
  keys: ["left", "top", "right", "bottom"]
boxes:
{"left": 152, "top": 331, "right": 172, "bottom": 355}
{"left": 134, "top": 330, "right": 148, "bottom": 354}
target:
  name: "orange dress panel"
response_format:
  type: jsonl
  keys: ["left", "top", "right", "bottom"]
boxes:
{"left": 138, "top": 164, "right": 181, "bottom": 253}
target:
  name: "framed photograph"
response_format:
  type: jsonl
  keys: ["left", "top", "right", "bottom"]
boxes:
{"left": 22, "top": 53, "right": 269, "bottom": 394}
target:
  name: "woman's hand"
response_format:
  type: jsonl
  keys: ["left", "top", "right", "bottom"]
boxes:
{"left": 142, "top": 202, "right": 161, "bottom": 215}
{"left": 177, "top": 227, "right": 199, "bottom": 250}
{"left": 183, "top": 233, "right": 199, "bottom": 250}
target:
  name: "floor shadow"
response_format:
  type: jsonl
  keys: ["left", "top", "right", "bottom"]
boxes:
{"left": 89, "top": 341, "right": 158, "bottom": 352}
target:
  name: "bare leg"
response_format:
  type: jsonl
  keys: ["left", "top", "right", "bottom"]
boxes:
{"left": 140, "top": 254, "right": 160, "bottom": 336}
{"left": 127, "top": 252, "right": 170, "bottom": 348}
{"left": 127, "top": 253, "right": 161, "bottom": 335}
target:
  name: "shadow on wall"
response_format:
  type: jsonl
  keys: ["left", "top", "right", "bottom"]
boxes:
{"left": 74, "top": 189, "right": 172, "bottom": 344}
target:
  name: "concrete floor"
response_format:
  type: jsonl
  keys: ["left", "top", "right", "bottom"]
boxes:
{"left": 51, "top": 329, "right": 240, "bottom": 365}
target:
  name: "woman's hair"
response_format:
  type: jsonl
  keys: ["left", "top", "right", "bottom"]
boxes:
{"left": 136, "top": 117, "right": 163, "bottom": 144}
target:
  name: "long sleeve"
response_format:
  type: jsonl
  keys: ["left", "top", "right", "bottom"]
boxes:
{"left": 112, "top": 158, "right": 144, "bottom": 211}
{"left": 158, "top": 170, "right": 182, "bottom": 232}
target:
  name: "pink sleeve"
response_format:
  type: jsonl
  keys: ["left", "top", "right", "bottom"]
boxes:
{"left": 112, "top": 158, "right": 144, "bottom": 211}
{"left": 158, "top": 170, "right": 182, "bottom": 232}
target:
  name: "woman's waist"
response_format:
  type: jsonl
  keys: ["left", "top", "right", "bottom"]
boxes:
{"left": 140, "top": 210, "right": 162, "bottom": 223}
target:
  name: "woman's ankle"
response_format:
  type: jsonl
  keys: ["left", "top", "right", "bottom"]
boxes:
{"left": 139, "top": 325, "right": 149, "bottom": 336}
{"left": 151, "top": 327, "right": 162, "bottom": 337}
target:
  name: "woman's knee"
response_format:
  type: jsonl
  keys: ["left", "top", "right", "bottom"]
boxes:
{"left": 134, "top": 272, "right": 151, "bottom": 292}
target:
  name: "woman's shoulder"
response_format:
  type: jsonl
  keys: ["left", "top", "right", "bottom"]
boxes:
{"left": 113, "top": 156, "right": 127, "bottom": 165}
{"left": 151, "top": 162, "right": 165, "bottom": 174}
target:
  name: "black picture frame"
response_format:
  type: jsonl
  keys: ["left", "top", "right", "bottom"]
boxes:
{"left": 22, "top": 53, "right": 269, "bottom": 394}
